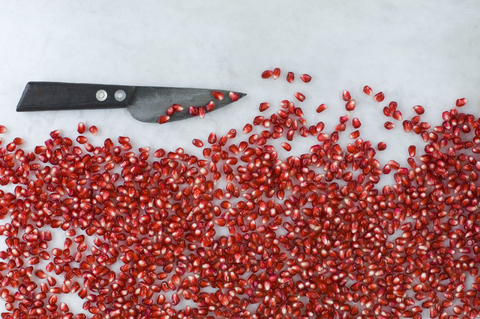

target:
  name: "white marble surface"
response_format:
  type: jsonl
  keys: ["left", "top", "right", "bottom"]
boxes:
{"left": 0, "top": 0, "right": 480, "bottom": 315}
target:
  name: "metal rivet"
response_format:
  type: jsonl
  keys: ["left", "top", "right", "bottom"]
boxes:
{"left": 115, "top": 90, "right": 126, "bottom": 102}
{"left": 96, "top": 90, "right": 108, "bottom": 101}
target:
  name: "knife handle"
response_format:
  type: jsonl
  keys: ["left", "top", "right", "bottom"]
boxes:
{"left": 16, "top": 82, "right": 136, "bottom": 112}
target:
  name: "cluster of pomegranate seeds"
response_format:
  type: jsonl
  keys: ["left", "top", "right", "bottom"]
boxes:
{"left": 0, "top": 70, "right": 479, "bottom": 319}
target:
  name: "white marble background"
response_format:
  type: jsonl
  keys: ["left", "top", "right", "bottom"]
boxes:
{"left": 0, "top": 0, "right": 479, "bottom": 316}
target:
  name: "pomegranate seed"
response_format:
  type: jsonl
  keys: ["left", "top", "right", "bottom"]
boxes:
{"left": 173, "top": 104, "right": 184, "bottom": 112}
{"left": 158, "top": 115, "right": 170, "bottom": 124}
{"left": 392, "top": 110, "right": 403, "bottom": 121}
{"left": 88, "top": 125, "right": 98, "bottom": 135}
{"left": 339, "top": 114, "right": 350, "bottom": 123}
{"left": 349, "top": 130, "right": 360, "bottom": 139}
{"left": 286, "top": 72, "right": 294, "bottom": 83}
{"left": 384, "top": 121, "right": 395, "bottom": 130}
{"left": 363, "top": 85, "right": 373, "bottom": 95}
{"left": 408, "top": 145, "right": 416, "bottom": 157}
{"left": 259, "top": 102, "right": 270, "bottom": 112}
{"left": 243, "top": 124, "right": 253, "bottom": 134}
{"left": 229, "top": 91, "right": 239, "bottom": 102}
{"left": 456, "top": 98, "right": 467, "bottom": 107}
{"left": 272, "top": 68, "right": 281, "bottom": 79}
{"left": 281, "top": 142, "right": 292, "bottom": 151}
{"left": 0, "top": 125, "right": 6, "bottom": 133}
{"left": 300, "top": 74, "right": 311, "bottom": 83}
{"left": 383, "top": 107, "right": 392, "bottom": 117}
{"left": 345, "top": 99, "right": 356, "bottom": 111}
{"left": 208, "top": 132, "right": 217, "bottom": 144}
{"left": 211, "top": 91, "right": 224, "bottom": 100}
{"left": 192, "top": 139, "right": 204, "bottom": 148}
{"left": 198, "top": 106, "right": 206, "bottom": 118}
{"left": 166, "top": 106, "right": 176, "bottom": 116}
{"left": 77, "top": 122, "right": 86, "bottom": 134}
{"left": 412, "top": 105, "right": 424, "bottom": 115}
{"left": 377, "top": 141, "right": 387, "bottom": 150}
{"left": 389, "top": 101, "right": 397, "bottom": 112}
{"left": 374, "top": 92, "right": 385, "bottom": 102}
{"left": 352, "top": 117, "right": 361, "bottom": 128}
{"left": 294, "top": 92, "right": 305, "bottom": 102}
{"left": 261, "top": 70, "right": 273, "bottom": 79}
{"left": 154, "top": 148, "right": 165, "bottom": 158}
{"left": 316, "top": 104, "right": 327, "bottom": 113}
{"left": 342, "top": 90, "right": 351, "bottom": 101}
{"left": 13, "top": 137, "right": 24, "bottom": 145}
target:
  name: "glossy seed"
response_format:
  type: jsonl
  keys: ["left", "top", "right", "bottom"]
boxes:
{"left": 383, "top": 107, "right": 392, "bottom": 117}
{"left": 13, "top": 137, "right": 24, "bottom": 145}
{"left": 456, "top": 98, "right": 467, "bottom": 107}
{"left": 316, "top": 104, "right": 327, "bottom": 113}
{"left": 300, "top": 74, "right": 311, "bottom": 83}
{"left": 188, "top": 106, "right": 198, "bottom": 116}
{"left": 198, "top": 106, "right": 206, "bottom": 119}
{"left": 158, "top": 116, "right": 170, "bottom": 124}
{"left": 345, "top": 99, "right": 356, "bottom": 111}
{"left": 392, "top": 110, "right": 403, "bottom": 121}
{"left": 0, "top": 125, "right": 6, "bottom": 133}
{"left": 211, "top": 91, "right": 224, "bottom": 100}
{"left": 408, "top": 145, "right": 416, "bottom": 157}
{"left": 281, "top": 142, "right": 292, "bottom": 151}
{"left": 243, "top": 124, "right": 253, "bottom": 134}
{"left": 352, "top": 117, "right": 361, "bottom": 128}
{"left": 403, "top": 120, "right": 413, "bottom": 133}
{"left": 205, "top": 101, "right": 215, "bottom": 112}
{"left": 286, "top": 72, "right": 294, "bottom": 83}
{"left": 374, "top": 92, "right": 385, "bottom": 102}
{"left": 229, "top": 92, "right": 239, "bottom": 101}
{"left": 77, "top": 122, "right": 86, "bottom": 134}
{"left": 294, "top": 92, "right": 305, "bottom": 102}
{"left": 363, "top": 85, "right": 373, "bottom": 95}
{"left": 259, "top": 102, "right": 270, "bottom": 112}
{"left": 88, "top": 125, "right": 98, "bottom": 135}
{"left": 272, "top": 68, "right": 281, "bottom": 80}
{"left": 349, "top": 130, "right": 360, "bottom": 139}
{"left": 342, "top": 90, "right": 351, "bottom": 101}
{"left": 192, "top": 139, "right": 204, "bottom": 148}
{"left": 412, "top": 105, "right": 424, "bottom": 115}
{"left": 378, "top": 142, "right": 387, "bottom": 150}
{"left": 384, "top": 121, "right": 395, "bottom": 130}
{"left": 261, "top": 70, "right": 273, "bottom": 79}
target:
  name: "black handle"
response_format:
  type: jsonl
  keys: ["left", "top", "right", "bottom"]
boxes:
{"left": 16, "top": 82, "right": 136, "bottom": 112}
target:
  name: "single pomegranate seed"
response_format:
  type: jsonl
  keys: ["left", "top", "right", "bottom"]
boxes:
{"left": 13, "top": 137, "right": 24, "bottom": 145}
{"left": 345, "top": 99, "right": 356, "bottom": 111}
{"left": 261, "top": 70, "right": 273, "bottom": 79}
{"left": 158, "top": 115, "right": 170, "bottom": 124}
{"left": 342, "top": 90, "right": 351, "bottom": 101}
{"left": 173, "top": 104, "right": 184, "bottom": 112}
{"left": 456, "top": 98, "right": 467, "bottom": 107}
{"left": 88, "top": 125, "right": 98, "bottom": 135}
{"left": 211, "top": 91, "right": 224, "bottom": 100}
{"left": 272, "top": 68, "right": 281, "bottom": 79}
{"left": 198, "top": 106, "right": 206, "bottom": 118}
{"left": 229, "top": 92, "right": 239, "bottom": 101}
{"left": 118, "top": 136, "right": 130, "bottom": 144}
{"left": 205, "top": 101, "right": 215, "bottom": 112}
{"left": 243, "top": 124, "right": 253, "bottom": 134}
{"left": 286, "top": 72, "right": 294, "bottom": 83}
{"left": 411, "top": 115, "right": 421, "bottom": 124}
{"left": 281, "top": 142, "right": 292, "bottom": 151}
{"left": 374, "top": 92, "right": 385, "bottom": 102}
{"left": 408, "top": 145, "right": 416, "bottom": 157}
{"left": 188, "top": 106, "right": 198, "bottom": 116}
{"left": 389, "top": 101, "right": 397, "bottom": 112}
{"left": 403, "top": 120, "right": 413, "bottom": 132}
{"left": 300, "top": 74, "right": 311, "bottom": 83}
{"left": 154, "top": 148, "right": 165, "bottom": 158}
{"left": 259, "top": 102, "right": 270, "bottom": 112}
{"left": 316, "top": 104, "right": 327, "bottom": 113}
{"left": 352, "top": 117, "right": 361, "bottom": 128}
{"left": 349, "top": 130, "right": 360, "bottom": 139}
{"left": 383, "top": 107, "right": 392, "bottom": 117}
{"left": 339, "top": 114, "right": 350, "bottom": 123}
{"left": 363, "top": 85, "right": 373, "bottom": 95}
{"left": 77, "top": 122, "right": 86, "bottom": 134}
{"left": 0, "top": 125, "right": 6, "bottom": 133}
{"left": 166, "top": 106, "right": 176, "bottom": 116}
{"left": 76, "top": 136, "right": 87, "bottom": 144}
{"left": 392, "top": 110, "right": 403, "bottom": 121}
{"left": 377, "top": 142, "right": 387, "bottom": 150}
{"left": 412, "top": 105, "right": 424, "bottom": 115}
{"left": 294, "top": 92, "right": 305, "bottom": 102}
{"left": 384, "top": 121, "right": 395, "bottom": 130}
{"left": 192, "top": 139, "right": 204, "bottom": 148}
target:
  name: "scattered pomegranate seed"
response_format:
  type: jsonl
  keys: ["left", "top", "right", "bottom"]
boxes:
{"left": 374, "top": 91, "right": 385, "bottom": 102}
{"left": 377, "top": 141, "right": 387, "bottom": 150}
{"left": 408, "top": 145, "right": 416, "bottom": 157}
{"left": 412, "top": 104, "right": 424, "bottom": 115}
{"left": 166, "top": 105, "right": 176, "bottom": 116}
{"left": 77, "top": 122, "right": 86, "bottom": 134}
{"left": 158, "top": 115, "right": 170, "bottom": 124}
{"left": 281, "top": 142, "right": 292, "bottom": 151}
{"left": 261, "top": 70, "right": 273, "bottom": 79}
{"left": 286, "top": 72, "right": 294, "bottom": 83}
{"left": 388, "top": 101, "right": 397, "bottom": 112}
{"left": 456, "top": 98, "right": 467, "bottom": 107}
{"left": 349, "top": 130, "right": 360, "bottom": 139}
{"left": 300, "top": 74, "right": 311, "bottom": 83}
{"left": 363, "top": 85, "right": 373, "bottom": 95}
{"left": 13, "top": 137, "right": 24, "bottom": 145}
{"left": 188, "top": 106, "right": 198, "bottom": 116}
{"left": 198, "top": 106, "right": 206, "bottom": 118}
{"left": 229, "top": 91, "right": 239, "bottom": 101}
{"left": 205, "top": 100, "right": 215, "bottom": 112}
{"left": 345, "top": 99, "right": 356, "bottom": 111}
{"left": 316, "top": 104, "right": 327, "bottom": 113}
{"left": 403, "top": 120, "right": 413, "bottom": 132}
{"left": 0, "top": 125, "right": 6, "bottom": 133}
{"left": 88, "top": 125, "right": 98, "bottom": 135}
{"left": 192, "top": 139, "right": 204, "bottom": 148}
{"left": 211, "top": 90, "right": 224, "bottom": 100}
{"left": 259, "top": 102, "right": 270, "bottom": 112}
{"left": 352, "top": 117, "right": 361, "bottom": 128}
{"left": 342, "top": 90, "right": 351, "bottom": 101}
{"left": 384, "top": 121, "right": 395, "bottom": 130}
{"left": 392, "top": 110, "right": 403, "bottom": 121}
{"left": 383, "top": 107, "right": 392, "bottom": 117}
{"left": 272, "top": 67, "right": 281, "bottom": 79}
{"left": 411, "top": 115, "right": 421, "bottom": 124}
{"left": 294, "top": 92, "right": 305, "bottom": 102}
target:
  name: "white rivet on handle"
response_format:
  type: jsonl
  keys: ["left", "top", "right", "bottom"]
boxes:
{"left": 96, "top": 90, "right": 107, "bottom": 101}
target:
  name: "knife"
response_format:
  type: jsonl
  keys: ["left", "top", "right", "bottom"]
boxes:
{"left": 16, "top": 82, "right": 246, "bottom": 123}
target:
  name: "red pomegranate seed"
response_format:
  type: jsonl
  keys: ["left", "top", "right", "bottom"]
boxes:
{"left": 76, "top": 136, "right": 87, "bottom": 144}
{"left": 392, "top": 110, "right": 403, "bottom": 121}
{"left": 211, "top": 91, "right": 224, "bottom": 100}
{"left": 259, "top": 102, "right": 270, "bottom": 112}
{"left": 345, "top": 100, "right": 356, "bottom": 111}
{"left": 408, "top": 145, "right": 416, "bottom": 157}
{"left": 198, "top": 106, "right": 206, "bottom": 118}
{"left": 158, "top": 115, "right": 170, "bottom": 124}
{"left": 456, "top": 98, "right": 467, "bottom": 107}
{"left": 281, "top": 142, "right": 292, "bottom": 151}
{"left": 342, "top": 90, "right": 351, "bottom": 101}
{"left": 243, "top": 124, "right": 253, "bottom": 134}
{"left": 88, "top": 125, "right": 98, "bottom": 135}
{"left": 154, "top": 148, "right": 165, "bottom": 158}
{"left": 286, "top": 72, "right": 294, "bottom": 83}
{"left": 377, "top": 141, "right": 387, "bottom": 150}
{"left": 349, "top": 130, "right": 360, "bottom": 139}
{"left": 412, "top": 105, "right": 424, "bottom": 115}
{"left": 166, "top": 106, "right": 176, "bottom": 116}
{"left": 208, "top": 132, "right": 217, "bottom": 144}
{"left": 294, "top": 92, "right": 305, "bottom": 102}
{"left": 192, "top": 139, "right": 204, "bottom": 148}
{"left": 173, "top": 104, "right": 184, "bottom": 112}
{"left": 389, "top": 101, "right": 397, "bottom": 112}
{"left": 411, "top": 115, "right": 421, "bottom": 125}
{"left": 77, "top": 122, "right": 86, "bottom": 134}
{"left": 339, "top": 114, "right": 350, "bottom": 123}
{"left": 363, "top": 85, "right": 373, "bottom": 95}
{"left": 228, "top": 91, "right": 239, "bottom": 102}
{"left": 13, "top": 137, "right": 24, "bottom": 145}
{"left": 316, "top": 104, "right": 327, "bottom": 113}
{"left": 384, "top": 121, "right": 395, "bottom": 130}
{"left": 383, "top": 107, "right": 392, "bottom": 117}
{"left": 300, "top": 74, "right": 311, "bottom": 83}
{"left": 272, "top": 68, "right": 281, "bottom": 79}
{"left": 0, "top": 125, "right": 6, "bottom": 133}
{"left": 261, "top": 70, "right": 273, "bottom": 79}
{"left": 352, "top": 117, "right": 361, "bottom": 128}
{"left": 374, "top": 92, "right": 385, "bottom": 102}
